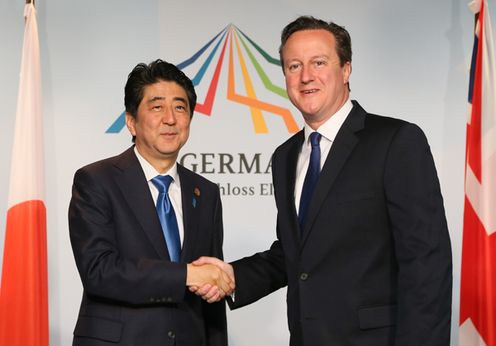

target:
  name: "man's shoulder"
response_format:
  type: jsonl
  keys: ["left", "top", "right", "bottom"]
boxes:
{"left": 363, "top": 112, "right": 425, "bottom": 139}
{"left": 351, "top": 101, "right": 423, "bottom": 139}
{"left": 358, "top": 109, "right": 429, "bottom": 150}
{"left": 274, "top": 130, "right": 304, "bottom": 154}
{"left": 74, "top": 147, "right": 135, "bottom": 177}
{"left": 350, "top": 100, "right": 407, "bottom": 128}
{"left": 364, "top": 112, "right": 409, "bottom": 130}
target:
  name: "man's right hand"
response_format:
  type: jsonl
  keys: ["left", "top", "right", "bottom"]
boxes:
{"left": 187, "top": 257, "right": 235, "bottom": 303}
{"left": 186, "top": 260, "right": 235, "bottom": 303}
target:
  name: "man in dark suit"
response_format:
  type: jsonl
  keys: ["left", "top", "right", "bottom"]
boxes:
{"left": 69, "top": 59, "right": 233, "bottom": 346}
{"left": 194, "top": 16, "right": 452, "bottom": 345}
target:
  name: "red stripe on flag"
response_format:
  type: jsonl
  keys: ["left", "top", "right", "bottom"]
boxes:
{"left": 461, "top": 197, "right": 496, "bottom": 345}
{"left": 0, "top": 200, "right": 48, "bottom": 346}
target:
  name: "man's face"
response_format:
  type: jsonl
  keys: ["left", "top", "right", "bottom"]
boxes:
{"left": 282, "top": 29, "right": 351, "bottom": 129}
{"left": 126, "top": 80, "right": 192, "bottom": 171}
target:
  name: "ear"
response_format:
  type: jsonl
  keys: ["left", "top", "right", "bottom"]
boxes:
{"left": 125, "top": 112, "right": 137, "bottom": 137}
{"left": 342, "top": 62, "right": 352, "bottom": 84}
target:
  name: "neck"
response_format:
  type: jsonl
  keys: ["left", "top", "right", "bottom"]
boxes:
{"left": 305, "top": 93, "right": 349, "bottom": 130}
{"left": 135, "top": 144, "right": 177, "bottom": 174}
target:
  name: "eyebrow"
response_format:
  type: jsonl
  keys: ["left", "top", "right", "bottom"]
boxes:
{"left": 173, "top": 96, "right": 188, "bottom": 105}
{"left": 146, "top": 96, "right": 165, "bottom": 104}
{"left": 285, "top": 55, "right": 330, "bottom": 65}
{"left": 311, "top": 55, "right": 330, "bottom": 60}
{"left": 146, "top": 96, "right": 188, "bottom": 105}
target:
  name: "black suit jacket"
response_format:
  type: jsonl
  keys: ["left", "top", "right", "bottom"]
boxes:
{"left": 230, "top": 101, "right": 452, "bottom": 346}
{"left": 69, "top": 147, "right": 227, "bottom": 346}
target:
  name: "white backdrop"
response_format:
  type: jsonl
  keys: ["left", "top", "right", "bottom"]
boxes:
{"left": 0, "top": 0, "right": 478, "bottom": 344}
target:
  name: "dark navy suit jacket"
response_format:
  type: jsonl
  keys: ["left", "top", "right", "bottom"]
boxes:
{"left": 69, "top": 147, "right": 227, "bottom": 346}
{"left": 230, "top": 101, "right": 452, "bottom": 346}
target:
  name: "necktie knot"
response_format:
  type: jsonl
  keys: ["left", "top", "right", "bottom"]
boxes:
{"left": 309, "top": 132, "right": 322, "bottom": 148}
{"left": 152, "top": 175, "right": 173, "bottom": 193}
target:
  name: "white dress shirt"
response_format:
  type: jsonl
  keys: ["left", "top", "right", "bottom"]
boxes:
{"left": 294, "top": 99, "right": 353, "bottom": 213}
{"left": 134, "top": 146, "right": 184, "bottom": 246}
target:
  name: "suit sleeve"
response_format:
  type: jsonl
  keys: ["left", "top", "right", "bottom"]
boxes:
{"left": 201, "top": 186, "right": 228, "bottom": 345}
{"left": 384, "top": 123, "right": 452, "bottom": 345}
{"left": 228, "top": 149, "right": 288, "bottom": 309}
{"left": 69, "top": 167, "right": 187, "bottom": 306}
{"left": 229, "top": 239, "right": 287, "bottom": 309}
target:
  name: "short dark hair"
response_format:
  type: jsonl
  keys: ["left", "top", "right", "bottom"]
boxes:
{"left": 124, "top": 59, "right": 197, "bottom": 119}
{"left": 279, "top": 16, "right": 352, "bottom": 67}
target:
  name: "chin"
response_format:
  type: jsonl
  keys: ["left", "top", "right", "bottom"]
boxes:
{"left": 301, "top": 108, "right": 320, "bottom": 119}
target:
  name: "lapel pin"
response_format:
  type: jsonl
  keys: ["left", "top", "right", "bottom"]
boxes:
{"left": 192, "top": 187, "right": 200, "bottom": 208}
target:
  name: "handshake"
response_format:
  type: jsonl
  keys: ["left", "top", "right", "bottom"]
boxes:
{"left": 186, "top": 257, "right": 235, "bottom": 303}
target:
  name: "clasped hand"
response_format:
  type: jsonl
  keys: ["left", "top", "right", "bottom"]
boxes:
{"left": 186, "top": 257, "right": 235, "bottom": 303}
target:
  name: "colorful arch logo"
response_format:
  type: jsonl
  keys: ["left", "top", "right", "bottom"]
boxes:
{"left": 106, "top": 24, "right": 299, "bottom": 134}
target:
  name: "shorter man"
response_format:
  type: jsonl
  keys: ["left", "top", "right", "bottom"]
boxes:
{"left": 69, "top": 59, "right": 233, "bottom": 346}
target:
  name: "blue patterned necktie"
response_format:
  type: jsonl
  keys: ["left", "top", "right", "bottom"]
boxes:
{"left": 298, "top": 132, "right": 322, "bottom": 230}
{"left": 151, "top": 175, "right": 181, "bottom": 262}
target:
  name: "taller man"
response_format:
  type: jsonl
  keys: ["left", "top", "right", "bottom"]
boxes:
{"left": 197, "top": 16, "right": 452, "bottom": 346}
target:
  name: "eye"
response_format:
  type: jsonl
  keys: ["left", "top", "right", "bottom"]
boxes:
{"left": 287, "top": 62, "right": 301, "bottom": 72}
{"left": 314, "top": 60, "right": 327, "bottom": 67}
{"left": 152, "top": 105, "right": 162, "bottom": 111}
{"left": 175, "top": 104, "right": 188, "bottom": 112}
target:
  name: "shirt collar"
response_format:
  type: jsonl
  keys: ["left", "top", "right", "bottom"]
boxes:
{"left": 303, "top": 98, "right": 353, "bottom": 144}
{"left": 133, "top": 146, "right": 179, "bottom": 183}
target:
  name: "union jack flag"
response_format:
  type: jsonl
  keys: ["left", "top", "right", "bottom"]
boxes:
{"left": 460, "top": 1, "right": 496, "bottom": 345}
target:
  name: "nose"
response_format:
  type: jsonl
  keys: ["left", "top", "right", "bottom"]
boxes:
{"left": 300, "top": 64, "right": 314, "bottom": 84}
{"left": 161, "top": 106, "right": 176, "bottom": 125}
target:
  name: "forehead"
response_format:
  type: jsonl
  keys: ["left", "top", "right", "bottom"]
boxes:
{"left": 283, "top": 29, "right": 337, "bottom": 59}
{"left": 142, "top": 80, "right": 188, "bottom": 102}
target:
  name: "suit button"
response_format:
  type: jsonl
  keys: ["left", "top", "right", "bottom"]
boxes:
{"left": 168, "top": 331, "right": 175, "bottom": 339}
{"left": 300, "top": 273, "right": 308, "bottom": 281}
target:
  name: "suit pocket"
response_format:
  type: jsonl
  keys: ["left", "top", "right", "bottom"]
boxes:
{"left": 358, "top": 304, "right": 396, "bottom": 330}
{"left": 74, "top": 315, "right": 123, "bottom": 342}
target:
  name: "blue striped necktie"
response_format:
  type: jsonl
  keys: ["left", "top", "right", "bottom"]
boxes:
{"left": 298, "top": 132, "right": 322, "bottom": 231}
{"left": 151, "top": 175, "right": 181, "bottom": 262}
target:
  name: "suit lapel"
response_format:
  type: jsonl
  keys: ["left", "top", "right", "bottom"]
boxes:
{"left": 275, "top": 131, "right": 304, "bottom": 244}
{"left": 113, "top": 147, "right": 170, "bottom": 260}
{"left": 177, "top": 165, "right": 199, "bottom": 263}
{"left": 301, "top": 101, "right": 367, "bottom": 244}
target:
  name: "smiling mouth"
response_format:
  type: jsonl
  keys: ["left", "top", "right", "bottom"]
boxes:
{"left": 301, "top": 89, "right": 318, "bottom": 94}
